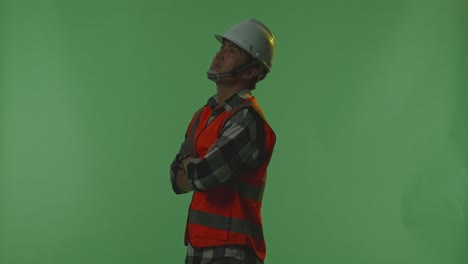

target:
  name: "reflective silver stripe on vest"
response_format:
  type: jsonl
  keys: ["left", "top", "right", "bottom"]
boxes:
{"left": 180, "top": 108, "right": 204, "bottom": 155}
{"left": 189, "top": 209, "right": 264, "bottom": 241}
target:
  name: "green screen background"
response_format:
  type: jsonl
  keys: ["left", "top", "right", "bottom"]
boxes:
{"left": 1, "top": 0, "right": 467, "bottom": 263}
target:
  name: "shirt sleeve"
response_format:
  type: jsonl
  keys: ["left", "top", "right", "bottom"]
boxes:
{"left": 186, "top": 107, "right": 266, "bottom": 191}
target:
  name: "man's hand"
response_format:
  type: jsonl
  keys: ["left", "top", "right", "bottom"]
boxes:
{"left": 174, "top": 154, "right": 198, "bottom": 192}
{"left": 175, "top": 169, "right": 192, "bottom": 192}
{"left": 181, "top": 155, "right": 196, "bottom": 172}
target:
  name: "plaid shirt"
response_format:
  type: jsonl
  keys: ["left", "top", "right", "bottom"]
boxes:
{"left": 186, "top": 243, "right": 262, "bottom": 264}
{"left": 171, "top": 89, "right": 266, "bottom": 264}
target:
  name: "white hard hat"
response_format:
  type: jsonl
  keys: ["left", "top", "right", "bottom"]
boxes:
{"left": 215, "top": 18, "right": 276, "bottom": 72}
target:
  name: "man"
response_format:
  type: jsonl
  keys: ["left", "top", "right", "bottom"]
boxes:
{"left": 169, "top": 18, "right": 277, "bottom": 264}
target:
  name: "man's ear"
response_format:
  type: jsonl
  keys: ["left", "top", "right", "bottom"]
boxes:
{"left": 243, "top": 67, "right": 258, "bottom": 81}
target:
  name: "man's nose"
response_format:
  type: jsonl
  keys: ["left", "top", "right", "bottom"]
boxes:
{"left": 215, "top": 50, "right": 224, "bottom": 60}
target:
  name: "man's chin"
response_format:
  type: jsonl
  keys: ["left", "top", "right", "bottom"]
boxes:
{"left": 207, "top": 69, "right": 220, "bottom": 82}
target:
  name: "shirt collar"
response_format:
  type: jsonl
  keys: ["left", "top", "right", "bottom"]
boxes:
{"left": 206, "top": 89, "right": 252, "bottom": 112}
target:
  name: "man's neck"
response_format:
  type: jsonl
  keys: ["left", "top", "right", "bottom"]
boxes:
{"left": 216, "top": 83, "right": 246, "bottom": 105}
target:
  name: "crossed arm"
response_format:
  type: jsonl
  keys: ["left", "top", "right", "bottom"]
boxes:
{"left": 170, "top": 108, "right": 266, "bottom": 194}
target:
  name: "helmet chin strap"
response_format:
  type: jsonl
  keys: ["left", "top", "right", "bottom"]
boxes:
{"left": 207, "top": 60, "right": 258, "bottom": 81}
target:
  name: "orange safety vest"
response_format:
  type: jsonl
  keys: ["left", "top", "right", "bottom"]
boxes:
{"left": 181, "top": 97, "right": 276, "bottom": 262}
